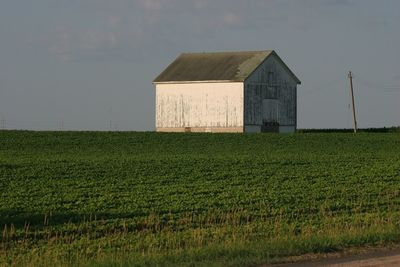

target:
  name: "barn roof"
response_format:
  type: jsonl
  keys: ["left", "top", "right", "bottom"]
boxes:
{"left": 153, "top": 50, "right": 300, "bottom": 84}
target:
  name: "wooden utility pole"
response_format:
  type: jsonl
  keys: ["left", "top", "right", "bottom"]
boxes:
{"left": 348, "top": 71, "right": 358, "bottom": 133}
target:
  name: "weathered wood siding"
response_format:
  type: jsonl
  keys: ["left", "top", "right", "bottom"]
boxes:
{"left": 156, "top": 82, "right": 244, "bottom": 131}
{"left": 244, "top": 54, "right": 297, "bottom": 131}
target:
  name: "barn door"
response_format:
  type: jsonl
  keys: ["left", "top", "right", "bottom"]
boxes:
{"left": 262, "top": 99, "right": 279, "bottom": 132}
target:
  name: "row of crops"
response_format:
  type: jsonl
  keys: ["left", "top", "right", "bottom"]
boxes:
{"left": 1, "top": 131, "right": 400, "bottom": 266}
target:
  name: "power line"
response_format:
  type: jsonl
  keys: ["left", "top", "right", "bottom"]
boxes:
{"left": 355, "top": 74, "right": 400, "bottom": 93}
{"left": 298, "top": 75, "right": 344, "bottom": 99}
{"left": 299, "top": 74, "right": 400, "bottom": 100}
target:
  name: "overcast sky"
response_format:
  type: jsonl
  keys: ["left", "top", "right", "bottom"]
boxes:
{"left": 0, "top": 0, "right": 399, "bottom": 130}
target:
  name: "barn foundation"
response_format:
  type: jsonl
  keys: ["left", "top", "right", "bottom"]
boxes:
{"left": 156, "top": 127, "right": 244, "bottom": 133}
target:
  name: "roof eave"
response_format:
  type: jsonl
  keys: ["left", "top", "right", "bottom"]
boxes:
{"left": 153, "top": 80, "right": 244, "bottom": 85}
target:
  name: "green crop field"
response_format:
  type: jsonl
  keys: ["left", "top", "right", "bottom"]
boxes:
{"left": 1, "top": 131, "right": 400, "bottom": 266}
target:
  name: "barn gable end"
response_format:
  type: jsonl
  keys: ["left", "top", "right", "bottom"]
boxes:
{"left": 244, "top": 52, "right": 299, "bottom": 133}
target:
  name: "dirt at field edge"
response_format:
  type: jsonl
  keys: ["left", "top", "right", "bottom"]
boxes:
{"left": 266, "top": 246, "right": 400, "bottom": 267}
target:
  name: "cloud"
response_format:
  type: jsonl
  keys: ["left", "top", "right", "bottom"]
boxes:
{"left": 138, "top": 0, "right": 163, "bottom": 11}
{"left": 393, "top": 73, "right": 400, "bottom": 81}
{"left": 108, "top": 15, "right": 122, "bottom": 29}
{"left": 47, "top": 25, "right": 123, "bottom": 62}
{"left": 193, "top": 0, "right": 209, "bottom": 9}
{"left": 81, "top": 30, "right": 118, "bottom": 50}
{"left": 40, "top": 0, "right": 362, "bottom": 63}
{"left": 325, "top": 0, "right": 353, "bottom": 6}
{"left": 222, "top": 12, "right": 242, "bottom": 26}
{"left": 49, "top": 31, "right": 72, "bottom": 61}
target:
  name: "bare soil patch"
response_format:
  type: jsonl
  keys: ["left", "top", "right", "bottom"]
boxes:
{"left": 270, "top": 246, "right": 400, "bottom": 267}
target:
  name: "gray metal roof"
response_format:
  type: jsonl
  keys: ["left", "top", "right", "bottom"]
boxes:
{"left": 153, "top": 50, "right": 300, "bottom": 84}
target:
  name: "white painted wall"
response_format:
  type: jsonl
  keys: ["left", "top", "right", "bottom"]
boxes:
{"left": 156, "top": 82, "right": 244, "bottom": 128}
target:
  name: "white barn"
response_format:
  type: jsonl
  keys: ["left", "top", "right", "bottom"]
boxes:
{"left": 153, "top": 50, "right": 300, "bottom": 133}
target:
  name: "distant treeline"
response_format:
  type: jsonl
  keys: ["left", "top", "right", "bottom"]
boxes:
{"left": 298, "top": 127, "right": 400, "bottom": 133}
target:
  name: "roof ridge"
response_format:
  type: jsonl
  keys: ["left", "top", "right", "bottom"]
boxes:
{"left": 181, "top": 50, "right": 273, "bottom": 55}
